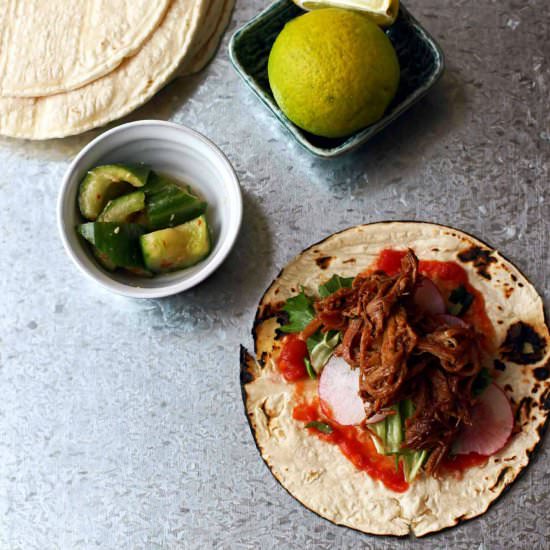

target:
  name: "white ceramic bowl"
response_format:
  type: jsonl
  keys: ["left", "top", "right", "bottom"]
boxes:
{"left": 58, "top": 120, "right": 242, "bottom": 298}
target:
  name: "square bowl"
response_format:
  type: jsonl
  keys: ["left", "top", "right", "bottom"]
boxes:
{"left": 57, "top": 121, "right": 242, "bottom": 299}
{"left": 229, "top": 0, "right": 445, "bottom": 158}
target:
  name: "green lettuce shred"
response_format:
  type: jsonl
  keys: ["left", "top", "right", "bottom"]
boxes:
{"left": 306, "top": 330, "right": 340, "bottom": 374}
{"left": 304, "top": 357, "right": 317, "bottom": 380}
{"left": 367, "top": 399, "right": 428, "bottom": 482}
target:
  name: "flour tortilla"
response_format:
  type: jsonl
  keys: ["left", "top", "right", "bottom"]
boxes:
{"left": 0, "top": 0, "right": 207, "bottom": 139}
{"left": 179, "top": 0, "right": 235, "bottom": 76}
{"left": 178, "top": 0, "right": 225, "bottom": 74}
{"left": 0, "top": 0, "right": 171, "bottom": 97}
{"left": 241, "top": 222, "right": 550, "bottom": 537}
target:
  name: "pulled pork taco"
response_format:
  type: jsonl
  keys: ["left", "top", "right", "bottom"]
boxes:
{"left": 241, "top": 222, "right": 549, "bottom": 536}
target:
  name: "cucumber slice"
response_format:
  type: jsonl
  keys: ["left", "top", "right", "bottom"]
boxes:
{"left": 78, "top": 164, "right": 150, "bottom": 221}
{"left": 78, "top": 222, "right": 145, "bottom": 268}
{"left": 97, "top": 191, "right": 145, "bottom": 223}
{"left": 143, "top": 172, "right": 206, "bottom": 230}
{"left": 93, "top": 247, "right": 117, "bottom": 271}
{"left": 140, "top": 215, "right": 211, "bottom": 273}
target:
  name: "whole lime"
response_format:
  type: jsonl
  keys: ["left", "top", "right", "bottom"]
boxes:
{"left": 267, "top": 8, "right": 400, "bottom": 138}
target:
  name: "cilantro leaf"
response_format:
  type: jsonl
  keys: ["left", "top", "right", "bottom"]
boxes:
{"left": 280, "top": 290, "right": 315, "bottom": 333}
{"left": 448, "top": 285, "right": 474, "bottom": 316}
{"left": 305, "top": 421, "right": 333, "bottom": 434}
{"left": 318, "top": 274, "right": 355, "bottom": 298}
{"left": 472, "top": 367, "right": 492, "bottom": 396}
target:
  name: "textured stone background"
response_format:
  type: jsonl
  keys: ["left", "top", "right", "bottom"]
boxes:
{"left": 0, "top": 0, "right": 548, "bottom": 548}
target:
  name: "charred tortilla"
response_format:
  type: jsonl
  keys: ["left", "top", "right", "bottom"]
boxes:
{"left": 240, "top": 222, "right": 549, "bottom": 537}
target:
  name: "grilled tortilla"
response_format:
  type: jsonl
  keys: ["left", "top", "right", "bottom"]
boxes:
{"left": 179, "top": 0, "right": 235, "bottom": 77}
{"left": 241, "top": 221, "right": 549, "bottom": 536}
{"left": 0, "top": 0, "right": 171, "bottom": 97}
{"left": 0, "top": 0, "right": 208, "bottom": 139}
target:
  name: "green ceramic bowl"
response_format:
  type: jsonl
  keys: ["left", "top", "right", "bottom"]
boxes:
{"left": 229, "top": 0, "right": 445, "bottom": 158}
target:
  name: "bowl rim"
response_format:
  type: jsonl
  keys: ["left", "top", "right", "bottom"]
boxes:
{"left": 57, "top": 120, "right": 243, "bottom": 299}
{"left": 229, "top": 0, "right": 445, "bottom": 158}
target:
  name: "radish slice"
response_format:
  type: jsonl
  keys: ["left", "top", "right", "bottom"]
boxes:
{"left": 414, "top": 276, "right": 445, "bottom": 315}
{"left": 318, "top": 356, "right": 366, "bottom": 426}
{"left": 454, "top": 383, "right": 514, "bottom": 456}
{"left": 436, "top": 313, "right": 469, "bottom": 328}
{"left": 365, "top": 410, "right": 392, "bottom": 425}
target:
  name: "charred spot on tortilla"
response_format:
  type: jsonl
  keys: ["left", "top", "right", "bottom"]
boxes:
{"left": 533, "top": 366, "right": 549, "bottom": 381}
{"left": 490, "top": 467, "right": 513, "bottom": 491}
{"left": 259, "top": 351, "right": 268, "bottom": 367}
{"left": 500, "top": 321, "right": 547, "bottom": 364}
{"left": 494, "top": 359, "right": 506, "bottom": 371}
{"left": 515, "top": 397, "right": 533, "bottom": 424}
{"left": 503, "top": 287, "right": 514, "bottom": 299}
{"left": 511, "top": 273, "right": 518, "bottom": 282}
{"left": 343, "top": 258, "right": 356, "bottom": 264}
{"left": 256, "top": 301, "right": 286, "bottom": 322}
{"left": 276, "top": 311, "right": 289, "bottom": 326}
{"left": 239, "top": 346, "right": 254, "bottom": 384}
{"left": 315, "top": 256, "right": 332, "bottom": 269}
{"left": 457, "top": 245, "right": 497, "bottom": 280}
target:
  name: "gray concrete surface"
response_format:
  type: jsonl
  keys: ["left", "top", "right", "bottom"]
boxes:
{"left": 0, "top": 0, "right": 548, "bottom": 548}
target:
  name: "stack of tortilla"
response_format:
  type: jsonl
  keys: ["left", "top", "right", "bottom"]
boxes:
{"left": 0, "top": 0, "right": 234, "bottom": 140}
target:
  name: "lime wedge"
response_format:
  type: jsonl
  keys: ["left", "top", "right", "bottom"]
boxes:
{"left": 292, "top": 0, "right": 399, "bottom": 27}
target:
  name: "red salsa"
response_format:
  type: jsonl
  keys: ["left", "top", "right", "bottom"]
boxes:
{"left": 441, "top": 452, "right": 488, "bottom": 475}
{"left": 293, "top": 400, "right": 409, "bottom": 493}
{"left": 277, "top": 334, "right": 308, "bottom": 382}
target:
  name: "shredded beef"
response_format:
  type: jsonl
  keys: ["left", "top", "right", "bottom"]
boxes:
{"left": 311, "top": 249, "right": 484, "bottom": 476}
{"left": 359, "top": 307, "right": 417, "bottom": 407}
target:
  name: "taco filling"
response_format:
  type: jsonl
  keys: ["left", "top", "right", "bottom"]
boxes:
{"left": 275, "top": 249, "right": 514, "bottom": 490}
